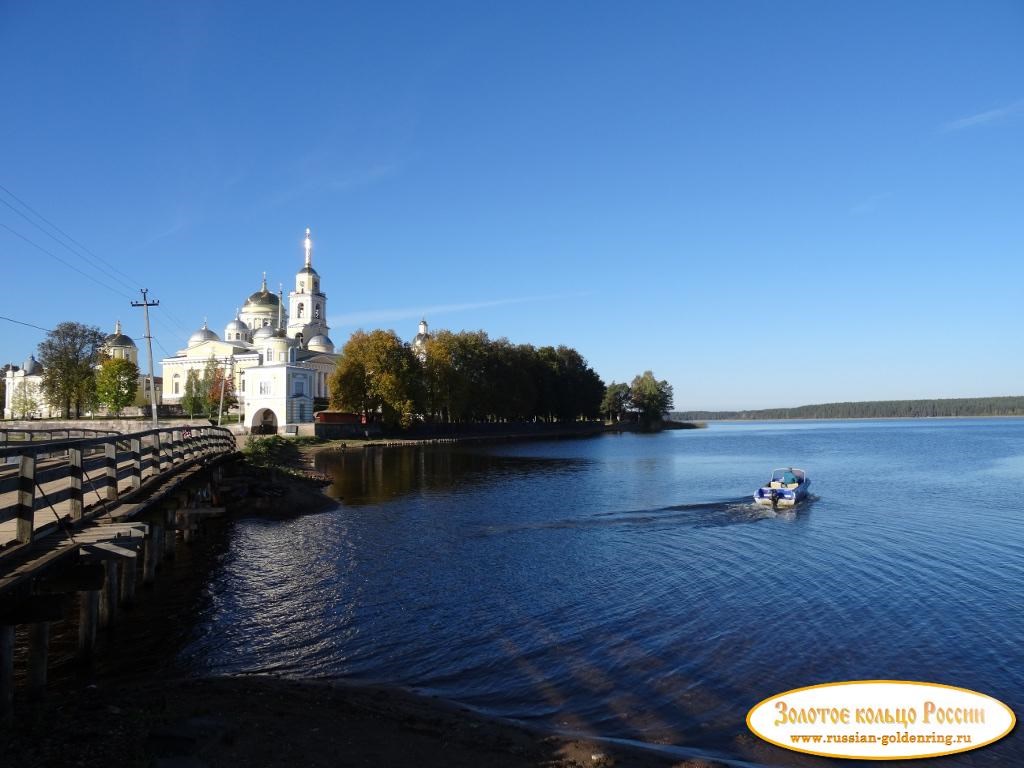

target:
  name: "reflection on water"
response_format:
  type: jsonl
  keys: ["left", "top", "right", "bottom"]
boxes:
{"left": 315, "top": 446, "right": 588, "bottom": 506}
{"left": 186, "top": 420, "right": 1024, "bottom": 766}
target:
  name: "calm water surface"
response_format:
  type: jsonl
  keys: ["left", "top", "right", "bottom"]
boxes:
{"left": 184, "top": 420, "right": 1024, "bottom": 766}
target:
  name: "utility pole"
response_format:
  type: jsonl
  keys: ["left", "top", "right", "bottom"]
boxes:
{"left": 217, "top": 356, "right": 230, "bottom": 426}
{"left": 131, "top": 289, "right": 160, "bottom": 428}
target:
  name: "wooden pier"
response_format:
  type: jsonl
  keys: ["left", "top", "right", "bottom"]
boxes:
{"left": 0, "top": 425, "right": 238, "bottom": 718}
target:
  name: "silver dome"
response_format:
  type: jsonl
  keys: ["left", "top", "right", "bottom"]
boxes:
{"left": 306, "top": 334, "right": 334, "bottom": 352}
{"left": 22, "top": 355, "right": 41, "bottom": 375}
{"left": 188, "top": 323, "right": 220, "bottom": 346}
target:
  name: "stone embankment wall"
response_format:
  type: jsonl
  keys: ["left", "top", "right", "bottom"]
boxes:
{"left": 2, "top": 418, "right": 207, "bottom": 433}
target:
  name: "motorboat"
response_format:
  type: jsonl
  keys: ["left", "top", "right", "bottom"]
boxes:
{"left": 754, "top": 467, "right": 810, "bottom": 508}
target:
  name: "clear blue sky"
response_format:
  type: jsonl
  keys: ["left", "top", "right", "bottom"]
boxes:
{"left": 1, "top": 1, "right": 1021, "bottom": 410}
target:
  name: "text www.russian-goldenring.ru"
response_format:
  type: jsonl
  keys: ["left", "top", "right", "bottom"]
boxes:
{"left": 790, "top": 732, "right": 973, "bottom": 747}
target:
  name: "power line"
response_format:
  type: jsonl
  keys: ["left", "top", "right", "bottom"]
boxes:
{"left": 0, "top": 221, "right": 135, "bottom": 300}
{"left": 0, "top": 182, "right": 141, "bottom": 292}
{"left": 0, "top": 314, "right": 51, "bottom": 333}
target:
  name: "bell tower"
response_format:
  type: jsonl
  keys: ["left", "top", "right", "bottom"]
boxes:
{"left": 287, "top": 227, "right": 329, "bottom": 345}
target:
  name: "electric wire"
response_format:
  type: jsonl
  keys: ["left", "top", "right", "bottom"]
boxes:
{"left": 0, "top": 315, "right": 52, "bottom": 333}
{"left": 0, "top": 221, "right": 135, "bottom": 300}
{"left": 0, "top": 183, "right": 141, "bottom": 292}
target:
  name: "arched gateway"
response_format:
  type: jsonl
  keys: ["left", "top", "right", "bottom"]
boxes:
{"left": 250, "top": 407, "right": 280, "bottom": 435}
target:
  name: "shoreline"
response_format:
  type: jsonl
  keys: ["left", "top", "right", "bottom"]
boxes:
{"left": 4, "top": 459, "right": 732, "bottom": 768}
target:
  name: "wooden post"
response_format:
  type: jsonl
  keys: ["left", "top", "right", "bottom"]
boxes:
{"left": 16, "top": 454, "right": 36, "bottom": 544}
{"left": 143, "top": 528, "right": 160, "bottom": 585}
{"left": 156, "top": 431, "right": 167, "bottom": 473}
{"left": 104, "top": 441, "right": 118, "bottom": 501}
{"left": 163, "top": 509, "right": 176, "bottom": 557}
{"left": 28, "top": 622, "right": 50, "bottom": 698}
{"left": 121, "top": 555, "right": 137, "bottom": 606}
{"left": 146, "top": 435, "right": 158, "bottom": 479}
{"left": 99, "top": 561, "right": 119, "bottom": 629}
{"left": 130, "top": 437, "right": 142, "bottom": 490}
{"left": 0, "top": 624, "right": 13, "bottom": 719}
{"left": 78, "top": 590, "right": 100, "bottom": 659}
{"left": 171, "top": 429, "right": 182, "bottom": 464}
{"left": 68, "top": 445, "right": 83, "bottom": 520}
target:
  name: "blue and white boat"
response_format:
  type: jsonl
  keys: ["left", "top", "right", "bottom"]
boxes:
{"left": 753, "top": 467, "right": 810, "bottom": 507}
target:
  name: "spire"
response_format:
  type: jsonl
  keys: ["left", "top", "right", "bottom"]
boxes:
{"left": 114, "top": 319, "right": 122, "bottom": 335}
{"left": 278, "top": 284, "right": 284, "bottom": 328}
{"left": 261, "top": 271, "right": 268, "bottom": 292}
{"left": 304, "top": 227, "right": 312, "bottom": 267}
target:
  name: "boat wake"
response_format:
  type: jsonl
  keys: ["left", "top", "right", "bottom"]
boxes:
{"left": 474, "top": 496, "right": 809, "bottom": 537}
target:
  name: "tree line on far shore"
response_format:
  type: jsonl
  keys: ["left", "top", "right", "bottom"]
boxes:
{"left": 327, "top": 328, "right": 675, "bottom": 429}
{"left": 672, "top": 396, "right": 1024, "bottom": 421}
{"left": 328, "top": 329, "right": 610, "bottom": 428}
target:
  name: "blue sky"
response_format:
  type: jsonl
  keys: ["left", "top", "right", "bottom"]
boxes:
{"left": 1, "top": 1, "right": 1021, "bottom": 410}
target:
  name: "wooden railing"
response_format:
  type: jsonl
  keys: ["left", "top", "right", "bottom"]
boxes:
{"left": 0, "top": 426, "right": 236, "bottom": 551}
{"left": 0, "top": 427, "right": 120, "bottom": 446}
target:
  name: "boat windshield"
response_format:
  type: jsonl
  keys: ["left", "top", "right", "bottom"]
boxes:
{"left": 772, "top": 468, "right": 802, "bottom": 483}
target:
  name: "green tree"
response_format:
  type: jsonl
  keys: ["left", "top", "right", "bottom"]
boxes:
{"left": 629, "top": 371, "right": 674, "bottom": 425}
{"left": 601, "top": 382, "right": 631, "bottom": 422}
{"left": 181, "top": 369, "right": 204, "bottom": 418}
{"left": 329, "top": 329, "right": 422, "bottom": 428}
{"left": 95, "top": 356, "right": 139, "bottom": 416}
{"left": 11, "top": 380, "right": 41, "bottom": 419}
{"left": 37, "top": 321, "right": 104, "bottom": 417}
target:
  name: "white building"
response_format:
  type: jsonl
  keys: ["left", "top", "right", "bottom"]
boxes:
{"left": 3, "top": 355, "right": 53, "bottom": 419}
{"left": 160, "top": 228, "right": 339, "bottom": 433}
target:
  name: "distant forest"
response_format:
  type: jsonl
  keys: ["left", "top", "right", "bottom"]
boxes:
{"left": 671, "top": 396, "right": 1024, "bottom": 421}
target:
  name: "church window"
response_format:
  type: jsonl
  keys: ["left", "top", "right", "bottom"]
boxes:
{"left": 313, "top": 280, "right": 319, "bottom": 292}
{"left": 294, "top": 379, "right": 305, "bottom": 396}
{"left": 300, "top": 281, "right": 305, "bottom": 292}
{"left": 173, "top": 374, "right": 181, "bottom": 395}
{"left": 259, "top": 381, "right": 271, "bottom": 395}
{"left": 298, "top": 302, "right": 304, "bottom": 319}
{"left": 314, "top": 304, "right": 321, "bottom": 320}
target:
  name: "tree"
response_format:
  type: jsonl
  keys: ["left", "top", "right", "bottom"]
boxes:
{"left": 204, "top": 362, "right": 236, "bottom": 419}
{"left": 37, "top": 321, "right": 104, "bottom": 418}
{"left": 95, "top": 356, "right": 139, "bottom": 416}
{"left": 181, "top": 369, "right": 204, "bottom": 419}
{"left": 629, "top": 371, "right": 674, "bottom": 425}
{"left": 601, "top": 382, "right": 631, "bottom": 422}
{"left": 329, "top": 329, "right": 422, "bottom": 428}
{"left": 11, "top": 380, "right": 41, "bottom": 419}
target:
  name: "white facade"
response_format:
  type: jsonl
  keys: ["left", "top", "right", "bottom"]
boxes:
{"left": 3, "top": 357, "right": 55, "bottom": 419}
{"left": 160, "top": 228, "right": 339, "bottom": 432}
{"left": 243, "top": 364, "right": 315, "bottom": 431}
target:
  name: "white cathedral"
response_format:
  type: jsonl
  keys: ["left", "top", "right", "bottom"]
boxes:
{"left": 160, "top": 228, "right": 339, "bottom": 432}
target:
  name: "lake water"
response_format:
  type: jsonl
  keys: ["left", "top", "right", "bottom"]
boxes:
{"left": 183, "top": 420, "right": 1024, "bottom": 766}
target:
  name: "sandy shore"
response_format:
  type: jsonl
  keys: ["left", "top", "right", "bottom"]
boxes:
{"left": 3, "top": 460, "right": 731, "bottom": 768}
